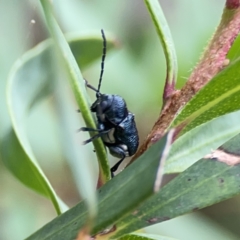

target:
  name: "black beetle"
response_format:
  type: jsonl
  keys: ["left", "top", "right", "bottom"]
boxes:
{"left": 80, "top": 29, "right": 139, "bottom": 176}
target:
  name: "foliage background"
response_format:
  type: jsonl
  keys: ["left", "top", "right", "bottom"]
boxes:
{"left": 1, "top": 0, "right": 240, "bottom": 239}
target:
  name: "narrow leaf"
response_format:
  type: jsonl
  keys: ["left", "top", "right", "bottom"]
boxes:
{"left": 144, "top": 0, "right": 178, "bottom": 99}
{"left": 165, "top": 110, "right": 240, "bottom": 173}
{"left": 40, "top": 0, "right": 110, "bottom": 185}
{"left": 25, "top": 133, "right": 170, "bottom": 240}
{"left": 154, "top": 129, "right": 174, "bottom": 192}
{"left": 221, "top": 133, "right": 240, "bottom": 155}
{"left": 5, "top": 41, "right": 64, "bottom": 214}
{"left": 1, "top": 34, "right": 116, "bottom": 214}
{"left": 171, "top": 58, "right": 240, "bottom": 135}
{"left": 26, "top": 134, "right": 240, "bottom": 239}
{"left": 113, "top": 159, "right": 240, "bottom": 238}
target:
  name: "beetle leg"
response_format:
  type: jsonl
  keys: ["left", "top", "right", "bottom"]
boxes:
{"left": 110, "top": 155, "right": 126, "bottom": 176}
{"left": 78, "top": 127, "right": 102, "bottom": 132}
{"left": 109, "top": 147, "right": 126, "bottom": 175}
{"left": 82, "top": 129, "right": 110, "bottom": 145}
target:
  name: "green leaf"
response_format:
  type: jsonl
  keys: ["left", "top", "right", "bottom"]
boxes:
{"left": 227, "top": 33, "right": 240, "bottom": 61}
{"left": 171, "top": 58, "right": 240, "bottom": 135}
{"left": 165, "top": 110, "right": 240, "bottom": 173}
{"left": 0, "top": 129, "right": 69, "bottom": 214}
{"left": 25, "top": 134, "right": 170, "bottom": 240}
{"left": 26, "top": 129, "right": 240, "bottom": 239}
{"left": 118, "top": 233, "right": 177, "bottom": 240}
{"left": 1, "top": 129, "right": 54, "bottom": 197}
{"left": 113, "top": 159, "right": 240, "bottom": 238}
{"left": 3, "top": 39, "right": 64, "bottom": 214}
{"left": 221, "top": 133, "right": 240, "bottom": 155}
{"left": 40, "top": 0, "right": 110, "bottom": 184}
{"left": 144, "top": 0, "right": 178, "bottom": 98}
{"left": 0, "top": 33, "right": 117, "bottom": 214}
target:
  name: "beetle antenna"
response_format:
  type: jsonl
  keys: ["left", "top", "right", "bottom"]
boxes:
{"left": 97, "top": 29, "right": 107, "bottom": 95}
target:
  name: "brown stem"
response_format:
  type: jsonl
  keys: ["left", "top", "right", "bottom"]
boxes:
{"left": 226, "top": 0, "right": 240, "bottom": 9}
{"left": 130, "top": 4, "right": 240, "bottom": 163}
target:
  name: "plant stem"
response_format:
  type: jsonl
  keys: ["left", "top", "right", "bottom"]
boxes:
{"left": 130, "top": 3, "right": 240, "bottom": 163}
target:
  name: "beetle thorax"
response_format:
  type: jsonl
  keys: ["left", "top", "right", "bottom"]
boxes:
{"left": 95, "top": 94, "right": 128, "bottom": 125}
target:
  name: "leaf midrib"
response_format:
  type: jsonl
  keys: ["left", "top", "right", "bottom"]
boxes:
{"left": 173, "top": 82, "right": 240, "bottom": 127}
{"left": 115, "top": 160, "right": 232, "bottom": 234}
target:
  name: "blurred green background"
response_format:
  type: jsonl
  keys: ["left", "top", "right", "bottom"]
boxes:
{"left": 1, "top": 0, "right": 240, "bottom": 239}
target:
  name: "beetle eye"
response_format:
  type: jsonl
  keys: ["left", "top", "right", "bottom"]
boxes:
{"left": 101, "top": 100, "right": 109, "bottom": 111}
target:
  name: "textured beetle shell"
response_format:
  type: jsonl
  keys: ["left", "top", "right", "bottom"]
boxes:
{"left": 112, "top": 113, "right": 139, "bottom": 156}
{"left": 91, "top": 93, "right": 139, "bottom": 158}
{"left": 92, "top": 94, "right": 128, "bottom": 125}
